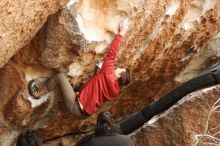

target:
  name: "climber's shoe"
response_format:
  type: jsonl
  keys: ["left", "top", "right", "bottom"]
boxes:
{"left": 28, "top": 79, "right": 48, "bottom": 99}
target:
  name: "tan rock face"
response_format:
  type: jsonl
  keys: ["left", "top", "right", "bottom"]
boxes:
{"left": 0, "top": 64, "right": 30, "bottom": 123}
{"left": 1, "top": 0, "right": 220, "bottom": 145}
{"left": 40, "top": 9, "right": 88, "bottom": 70}
{"left": 0, "top": 0, "right": 68, "bottom": 68}
{"left": 0, "top": 63, "right": 31, "bottom": 145}
{"left": 131, "top": 85, "right": 220, "bottom": 146}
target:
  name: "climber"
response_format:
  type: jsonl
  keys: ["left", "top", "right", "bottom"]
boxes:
{"left": 16, "top": 130, "right": 43, "bottom": 146}
{"left": 28, "top": 18, "right": 131, "bottom": 118}
{"left": 76, "top": 111, "right": 134, "bottom": 146}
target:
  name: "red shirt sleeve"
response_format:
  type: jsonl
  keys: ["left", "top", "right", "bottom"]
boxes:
{"left": 101, "top": 34, "right": 123, "bottom": 72}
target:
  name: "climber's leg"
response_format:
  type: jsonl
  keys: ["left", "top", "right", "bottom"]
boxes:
{"left": 47, "top": 73, "right": 89, "bottom": 118}
{"left": 29, "top": 73, "right": 89, "bottom": 118}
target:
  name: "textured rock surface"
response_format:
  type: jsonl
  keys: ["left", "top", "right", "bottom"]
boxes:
{"left": 0, "top": 0, "right": 68, "bottom": 68}
{"left": 0, "top": 0, "right": 220, "bottom": 145}
{"left": 0, "top": 63, "right": 31, "bottom": 146}
{"left": 131, "top": 85, "right": 220, "bottom": 146}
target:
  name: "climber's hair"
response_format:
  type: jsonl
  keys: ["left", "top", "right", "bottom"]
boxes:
{"left": 95, "top": 111, "right": 121, "bottom": 136}
{"left": 118, "top": 68, "right": 131, "bottom": 86}
{"left": 16, "top": 130, "right": 43, "bottom": 146}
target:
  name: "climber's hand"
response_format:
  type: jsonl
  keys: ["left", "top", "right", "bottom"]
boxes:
{"left": 119, "top": 18, "right": 130, "bottom": 36}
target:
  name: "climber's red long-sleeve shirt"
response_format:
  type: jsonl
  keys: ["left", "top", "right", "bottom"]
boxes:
{"left": 79, "top": 34, "right": 123, "bottom": 115}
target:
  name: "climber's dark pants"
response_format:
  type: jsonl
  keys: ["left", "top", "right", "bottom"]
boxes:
{"left": 45, "top": 73, "right": 89, "bottom": 119}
